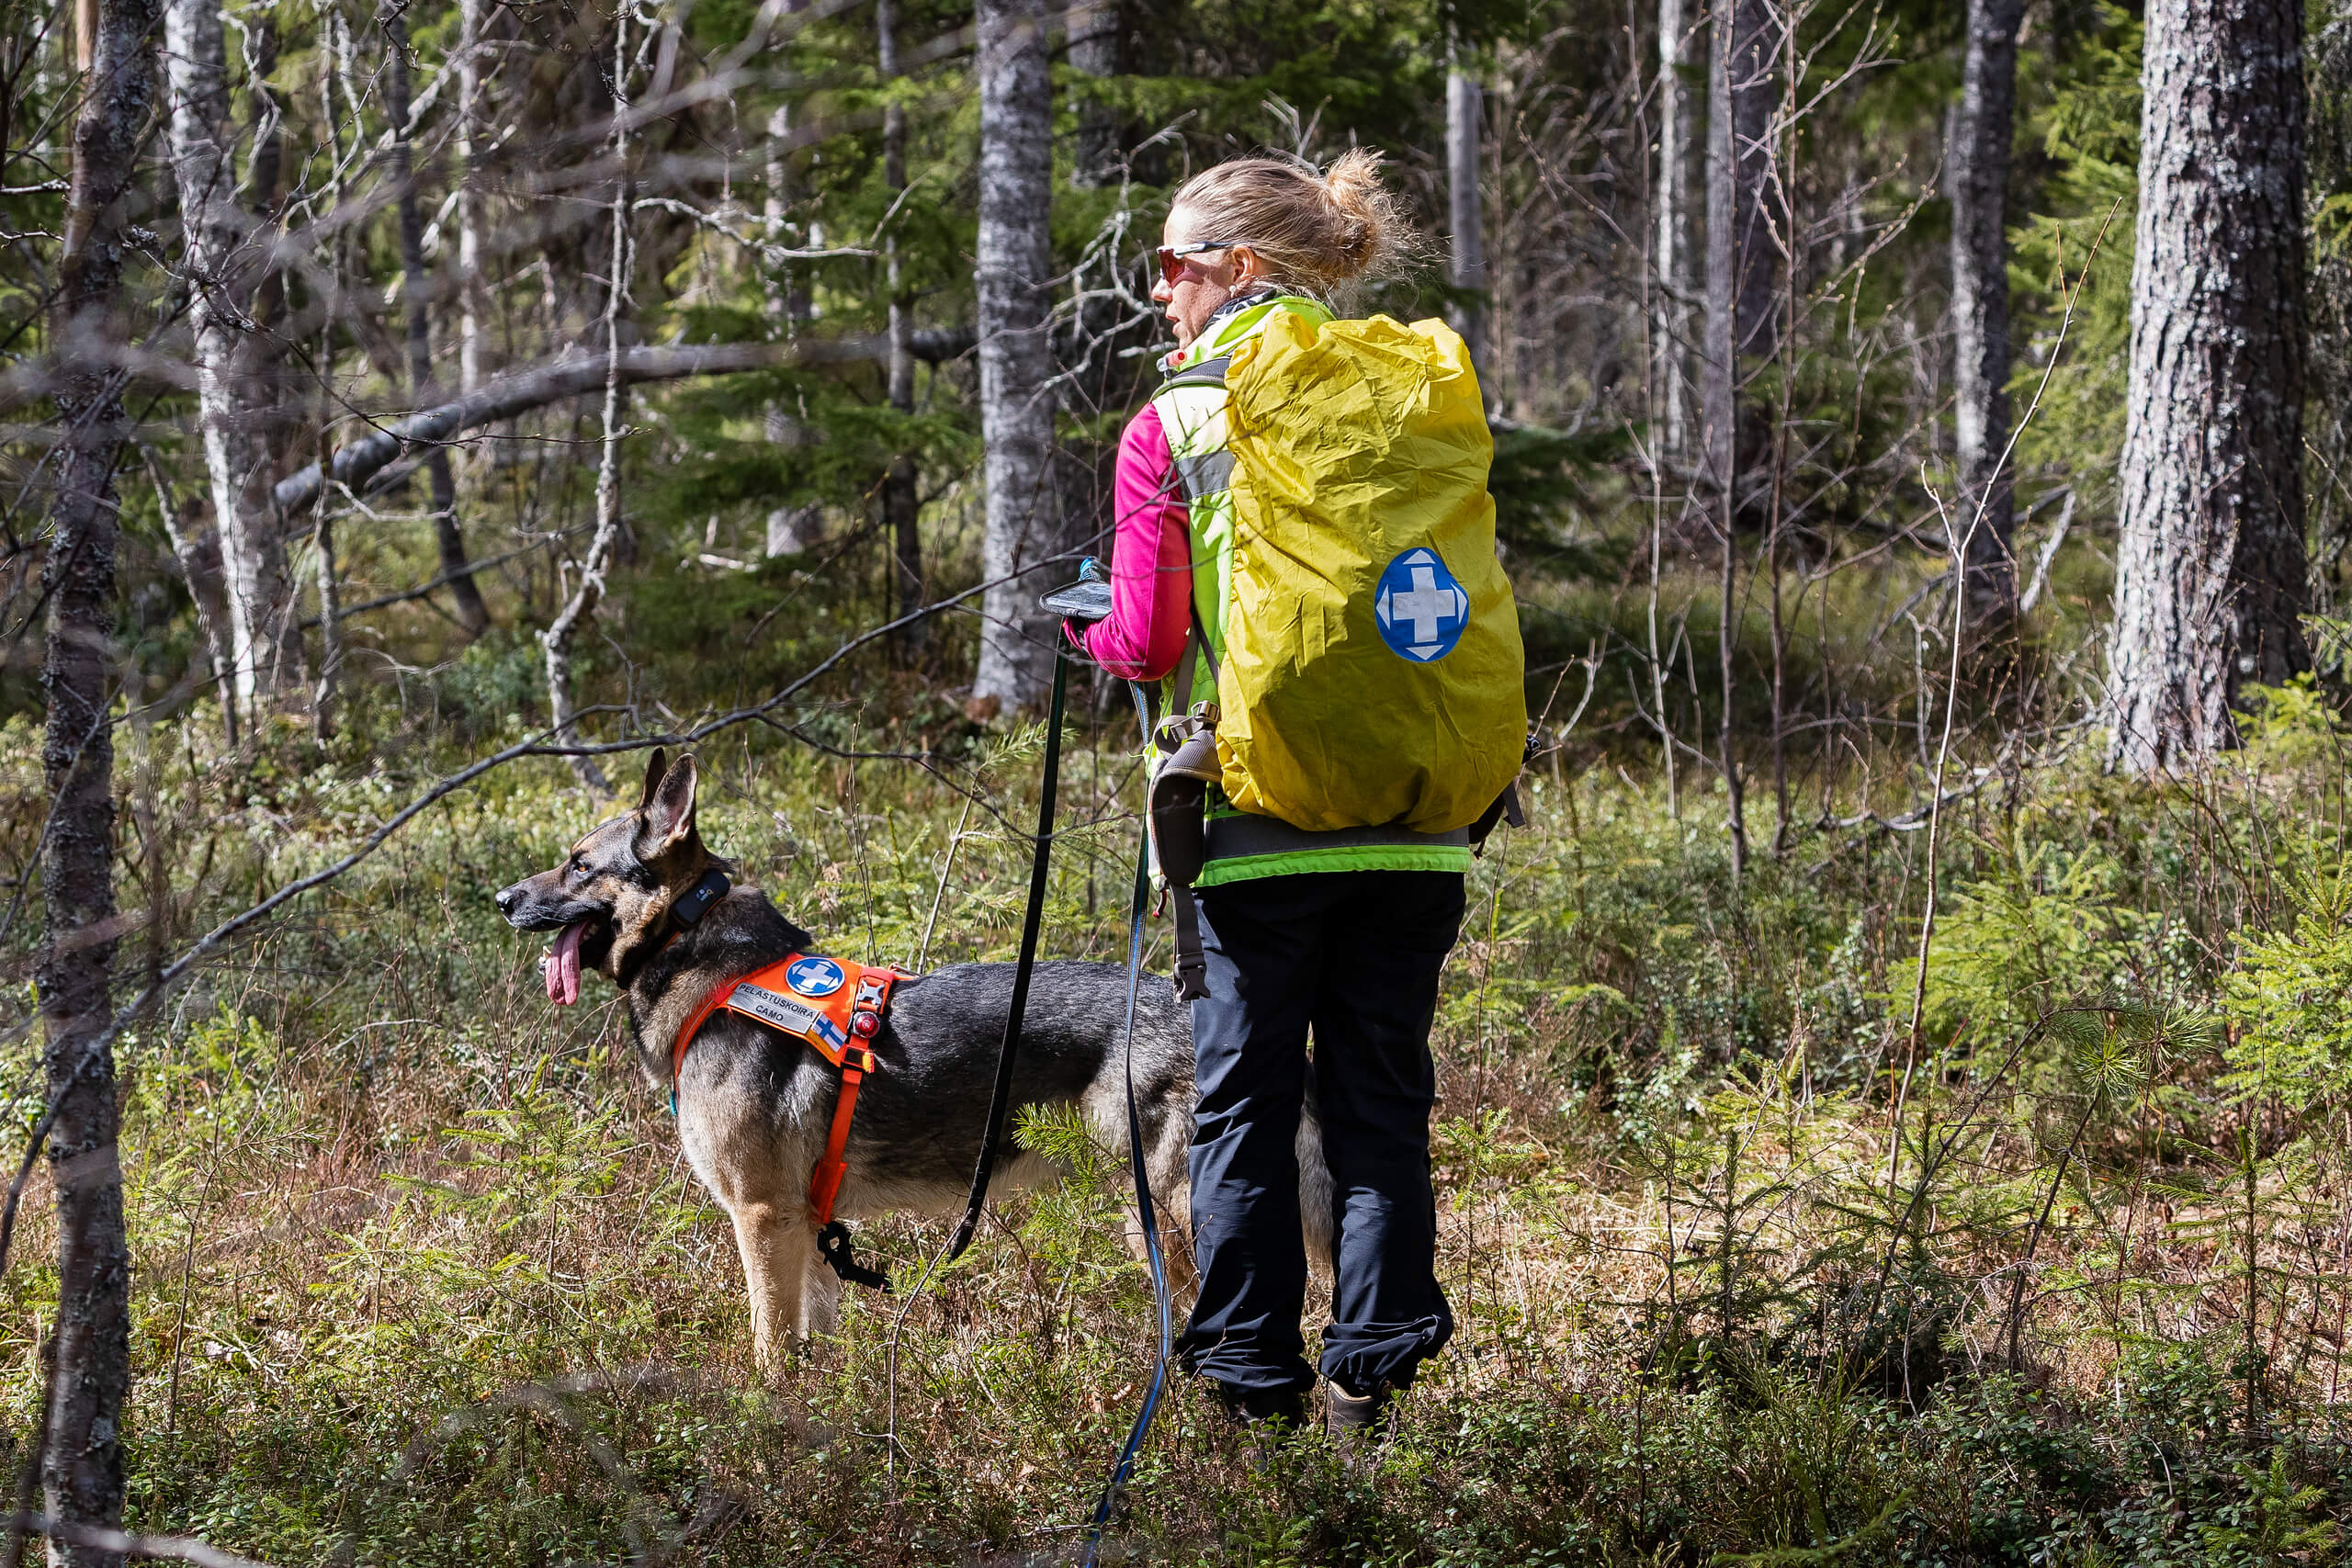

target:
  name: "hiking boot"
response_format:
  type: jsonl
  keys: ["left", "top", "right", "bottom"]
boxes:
{"left": 1209, "top": 1382, "right": 1308, "bottom": 1473}
{"left": 1211, "top": 1381, "right": 1308, "bottom": 1432}
{"left": 1325, "top": 1377, "right": 1394, "bottom": 1464}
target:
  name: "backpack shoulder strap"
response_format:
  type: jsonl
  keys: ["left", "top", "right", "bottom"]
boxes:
{"left": 1156, "top": 354, "right": 1230, "bottom": 394}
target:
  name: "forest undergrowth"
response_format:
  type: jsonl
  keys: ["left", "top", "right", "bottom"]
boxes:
{"left": 2, "top": 649, "right": 2351, "bottom": 1566}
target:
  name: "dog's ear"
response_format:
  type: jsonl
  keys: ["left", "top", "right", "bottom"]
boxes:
{"left": 637, "top": 752, "right": 699, "bottom": 859}
{"left": 639, "top": 748, "right": 669, "bottom": 811}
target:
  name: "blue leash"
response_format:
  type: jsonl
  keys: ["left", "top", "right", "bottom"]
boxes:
{"left": 1082, "top": 687, "right": 1174, "bottom": 1563}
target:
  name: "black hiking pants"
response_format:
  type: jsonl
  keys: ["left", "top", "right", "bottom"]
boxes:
{"left": 1175, "top": 867, "right": 1464, "bottom": 1396}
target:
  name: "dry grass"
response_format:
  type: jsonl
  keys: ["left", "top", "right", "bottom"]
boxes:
{"left": 0, "top": 682, "right": 2346, "bottom": 1564}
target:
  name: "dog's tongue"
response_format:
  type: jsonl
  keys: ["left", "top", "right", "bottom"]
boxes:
{"left": 545, "top": 920, "right": 585, "bottom": 1007}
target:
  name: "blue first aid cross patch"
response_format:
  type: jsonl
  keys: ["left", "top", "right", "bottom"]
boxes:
{"left": 1374, "top": 548, "right": 1471, "bottom": 662}
{"left": 786, "top": 956, "right": 847, "bottom": 998}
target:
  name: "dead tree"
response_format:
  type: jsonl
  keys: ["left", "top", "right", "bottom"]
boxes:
{"left": 969, "top": 0, "right": 1058, "bottom": 714}
{"left": 2104, "top": 0, "right": 2308, "bottom": 770}
{"left": 40, "top": 0, "right": 155, "bottom": 1553}
{"left": 1949, "top": 0, "right": 2024, "bottom": 630}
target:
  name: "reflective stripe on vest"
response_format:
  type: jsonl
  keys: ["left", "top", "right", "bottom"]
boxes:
{"left": 1149, "top": 295, "right": 1334, "bottom": 696}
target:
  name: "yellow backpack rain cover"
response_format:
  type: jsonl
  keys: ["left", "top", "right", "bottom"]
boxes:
{"left": 1214, "top": 310, "right": 1526, "bottom": 834}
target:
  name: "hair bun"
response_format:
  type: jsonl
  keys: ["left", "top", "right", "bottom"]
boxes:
{"left": 1170, "top": 148, "right": 1423, "bottom": 298}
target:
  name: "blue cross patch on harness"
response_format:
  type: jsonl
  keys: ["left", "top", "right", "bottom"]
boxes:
{"left": 1374, "top": 548, "right": 1471, "bottom": 662}
{"left": 786, "top": 956, "right": 847, "bottom": 998}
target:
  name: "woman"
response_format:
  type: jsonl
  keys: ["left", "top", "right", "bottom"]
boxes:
{"left": 1070, "top": 152, "right": 1475, "bottom": 1438}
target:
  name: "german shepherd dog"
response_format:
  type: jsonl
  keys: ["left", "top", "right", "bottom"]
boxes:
{"left": 496, "top": 750, "right": 1332, "bottom": 1376}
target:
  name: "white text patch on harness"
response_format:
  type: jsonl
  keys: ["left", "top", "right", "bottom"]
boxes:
{"left": 730, "top": 982, "right": 850, "bottom": 1050}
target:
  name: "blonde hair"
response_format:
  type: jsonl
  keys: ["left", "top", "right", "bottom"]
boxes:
{"left": 1170, "top": 149, "right": 1420, "bottom": 297}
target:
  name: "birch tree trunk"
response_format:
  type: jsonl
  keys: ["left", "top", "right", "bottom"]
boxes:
{"left": 1653, "top": 0, "right": 1698, "bottom": 459}
{"left": 969, "top": 0, "right": 1057, "bottom": 715}
{"left": 385, "top": 3, "right": 491, "bottom": 637}
{"left": 40, "top": 0, "right": 152, "bottom": 1554}
{"left": 1447, "top": 50, "right": 1486, "bottom": 378}
{"left": 164, "top": 0, "right": 295, "bottom": 716}
{"left": 456, "top": 0, "right": 488, "bottom": 400}
{"left": 2105, "top": 0, "right": 2309, "bottom": 770}
{"left": 1949, "top": 0, "right": 2023, "bottom": 630}
{"left": 880, "top": 0, "right": 923, "bottom": 650}
{"left": 763, "top": 91, "right": 821, "bottom": 557}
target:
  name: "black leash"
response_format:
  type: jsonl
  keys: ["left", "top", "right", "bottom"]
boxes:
{"left": 946, "top": 649, "right": 1071, "bottom": 1260}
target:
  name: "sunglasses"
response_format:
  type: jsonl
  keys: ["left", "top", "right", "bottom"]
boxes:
{"left": 1155, "top": 239, "right": 1244, "bottom": 282}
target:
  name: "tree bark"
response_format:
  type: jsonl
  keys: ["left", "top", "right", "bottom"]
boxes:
{"left": 969, "top": 0, "right": 1057, "bottom": 715}
{"left": 384, "top": 3, "right": 491, "bottom": 638}
{"left": 1653, "top": 0, "right": 1699, "bottom": 459}
{"left": 1067, "top": 0, "right": 1119, "bottom": 188}
{"left": 164, "top": 0, "right": 296, "bottom": 716}
{"left": 1702, "top": 0, "right": 1778, "bottom": 877}
{"left": 457, "top": 0, "right": 488, "bottom": 401}
{"left": 1949, "top": 0, "right": 2023, "bottom": 630}
{"left": 1702, "top": 0, "right": 1780, "bottom": 527}
{"left": 2105, "top": 0, "right": 2308, "bottom": 771}
{"left": 1446, "top": 58, "right": 1486, "bottom": 379}
{"left": 139, "top": 446, "right": 237, "bottom": 749}
{"left": 880, "top": 0, "right": 923, "bottom": 651}
{"left": 763, "top": 5, "right": 823, "bottom": 558}
{"left": 41, "top": 0, "right": 151, "bottom": 1555}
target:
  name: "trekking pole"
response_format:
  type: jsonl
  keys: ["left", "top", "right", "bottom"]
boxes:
{"left": 946, "top": 645, "right": 1071, "bottom": 1261}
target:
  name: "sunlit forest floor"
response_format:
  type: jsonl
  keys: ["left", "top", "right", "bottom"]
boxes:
{"left": 3, "top": 635, "right": 2351, "bottom": 1565}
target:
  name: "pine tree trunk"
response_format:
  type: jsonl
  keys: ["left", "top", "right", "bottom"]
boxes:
{"left": 41, "top": 0, "right": 150, "bottom": 1553}
{"left": 385, "top": 4, "right": 490, "bottom": 638}
{"left": 1068, "top": 0, "right": 1119, "bottom": 188}
{"left": 880, "top": 0, "right": 923, "bottom": 650}
{"left": 164, "top": 0, "right": 294, "bottom": 717}
{"left": 2105, "top": 0, "right": 2308, "bottom": 771}
{"left": 1950, "top": 0, "right": 2023, "bottom": 630}
{"left": 1447, "top": 51, "right": 1486, "bottom": 378}
{"left": 969, "top": 0, "right": 1057, "bottom": 715}
{"left": 1702, "top": 0, "right": 1777, "bottom": 876}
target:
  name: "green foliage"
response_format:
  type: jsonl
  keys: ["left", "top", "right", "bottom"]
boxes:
{"left": 2010, "top": 3, "right": 2144, "bottom": 519}
{"left": 2199, "top": 1451, "right": 2345, "bottom": 1566}
{"left": 2221, "top": 859, "right": 2352, "bottom": 1111}
{"left": 1926, "top": 829, "right": 2153, "bottom": 1045}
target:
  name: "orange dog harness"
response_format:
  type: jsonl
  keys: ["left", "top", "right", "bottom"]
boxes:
{"left": 673, "top": 954, "right": 908, "bottom": 1227}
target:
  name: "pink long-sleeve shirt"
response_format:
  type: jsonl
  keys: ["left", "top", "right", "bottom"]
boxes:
{"left": 1075, "top": 400, "right": 1194, "bottom": 682}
